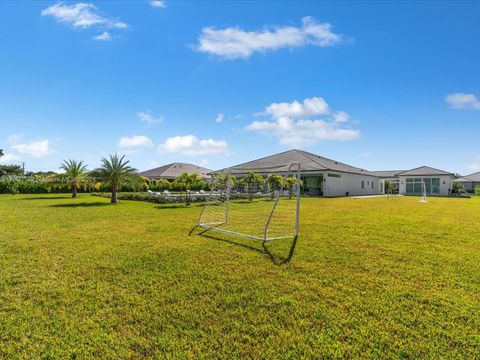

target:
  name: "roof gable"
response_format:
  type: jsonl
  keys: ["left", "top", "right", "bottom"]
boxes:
{"left": 397, "top": 166, "right": 454, "bottom": 177}
{"left": 139, "top": 162, "right": 212, "bottom": 179}
{"left": 221, "top": 149, "right": 376, "bottom": 176}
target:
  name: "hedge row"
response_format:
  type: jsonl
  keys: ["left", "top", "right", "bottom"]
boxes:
{"left": 91, "top": 192, "right": 209, "bottom": 204}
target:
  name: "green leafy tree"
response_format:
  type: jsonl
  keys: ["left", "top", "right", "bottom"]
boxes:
{"left": 175, "top": 172, "right": 203, "bottom": 205}
{"left": 59, "top": 159, "right": 88, "bottom": 198}
{"left": 0, "top": 149, "right": 3, "bottom": 158}
{"left": 94, "top": 154, "right": 138, "bottom": 204}
{"left": 241, "top": 171, "right": 264, "bottom": 201}
{"left": 284, "top": 177, "right": 299, "bottom": 199}
{"left": 266, "top": 174, "right": 284, "bottom": 199}
{"left": 211, "top": 172, "right": 236, "bottom": 194}
{"left": 452, "top": 181, "right": 464, "bottom": 195}
{"left": 0, "top": 165, "right": 24, "bottom": 176}
{"left": 475, "top": 185, "right": 480, "bottom": 197}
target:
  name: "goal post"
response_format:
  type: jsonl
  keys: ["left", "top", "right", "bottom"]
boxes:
{"left": 197, "top": 163, "right": 301, "bottom": 242}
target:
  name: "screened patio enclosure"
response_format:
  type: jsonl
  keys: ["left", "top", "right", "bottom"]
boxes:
{"left": 301, "top": 174, "right": 323, "bottom": 196}
{"left": 405, "top": 178, "right": 440, "bottom": 195}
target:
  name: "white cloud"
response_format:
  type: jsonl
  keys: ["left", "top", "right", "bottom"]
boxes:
{"left": 215, "top": 113, "right": 225, "bottom": 123}
{"left": 7, "top": 133, "right": 23, "bottom": 144}
{"left": 196, "top": 16, "right": 344, "bottom": 59}
{"left": 158, "top": 135, "right": 228, "bottom": 156}
{"left": 466, "top": 163, "right": 480, "bottom": 172}
{"left": 333, "top": 111, "right": 350, "bottom": 123}
{"left": 265, "top": 97, "right": 329, "bottom": 118}
{"left": 12, "top": 140, "right": 52, "bottom": 157}
{"left": 246, "top": 97, "right": 360, "bottom": 147}
{"left": 118, "top": 135, "right": 154, "bottom": 148}
{"left": 150, "top": 0, "right": 166, "bottom": 8}
{"left": 0, "top": 153, "right": 21, "bottom": 164}
{"left": 41, "top": 3, "right": 128, "bottom": 30}
{"left": 446, "top": 93, "right": 480, "bottom": 110}
{"left": 94, "top": 31, "right": 111, "bottom": 41}
{"left": 137, "top": 111, "right": 164, "bottom": 126}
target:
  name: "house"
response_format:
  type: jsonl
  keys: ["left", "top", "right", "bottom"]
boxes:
{"left": 139, "top": 162, "right": 212, "bottom": 181}
{"left": 396, "top": 166, "right": 455, "bottom": 196}
{"left": 217, "top": 149, "right": 383, "bottom": 197}
{"left": 455, "top": 171, "right": 480, "bottom": 192}
{"left": 370, "top": 170, "right": 406, "bottom": 193}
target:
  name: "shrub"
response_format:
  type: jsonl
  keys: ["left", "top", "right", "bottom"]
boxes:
{"left": 91, "top": 192, "right": 208, "bottom": 204}
{"left": 474, "top": 185, "right": 480, "bottom": 196}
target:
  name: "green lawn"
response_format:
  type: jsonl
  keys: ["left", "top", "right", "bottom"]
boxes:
{"left": 1, "top": 194, "right": 480, "bottom": 358}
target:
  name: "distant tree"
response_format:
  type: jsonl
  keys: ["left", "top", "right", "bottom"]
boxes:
{"left": 94, "top": 154, "right": 138, "bottom": 204}
{"left": 210, "top": 172, "right": 236, "bottom": 194}
{"left": 475, "top": 185, "right": 480, "bottom": 197}
{"left": 175, "top": 172, "right": 203, "bottom": 205}
{"left": 0, "top": 165, "right": 23, "bottom": 177}
{"left": 0, "top": 149, "right": 3, "bottom": 158}
{"left": 241, "top": 171, "right": 264, "bottom": 201}
{"left": 384, "top": 180, "right": 393, "bottom": 195}
{"left": 266, "top": 174, "right": 284, "bottom": 199}
{"left": 284, "top": 177, "right": 299, "bottom": 200}
{"left": 452, "top": 181, "right": 464, "bottom": 195}
{"left": 59, "top": 159, "right": 88, "bottom": 198}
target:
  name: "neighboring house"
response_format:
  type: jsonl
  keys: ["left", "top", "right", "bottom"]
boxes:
{"left": 139, "top": 162, "right": 212, "bottom": 181}
{"left": 396, "top": 166, "right": 455, "bottom": 196}
{"left": 371, "top": 170, "right": 406, "bottom": 194}
{"left": 216, "top": 149, "right": 383, "bottom": 197}
{"left": 455, "top": 171, "right": 480, "bottom": 192}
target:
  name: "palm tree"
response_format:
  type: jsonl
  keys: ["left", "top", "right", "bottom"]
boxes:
{"left": 175, "top": 172, "right": 203, "bottom": 205}
{"left": 0, "top": 149, "right": 3, "bottom": 158}
{"left": 210, "top": 172, "right": 236, "bottom": 195}
{"left": 95, "top": 154, "right": 138, "bottom": 204}
{"left": 266, "top": 173, "right": 284, "bottom": 199}
{"left": 241, "top": 171, "right": 264, "bottom": 201}
{"left": 59, "top": 159, "right": 88, "bottom": 198}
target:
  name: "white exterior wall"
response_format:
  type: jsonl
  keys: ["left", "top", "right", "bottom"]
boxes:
{"left": 398, "top": 175, "right": 454, "bottom": 196}
{"left": 323, "top": 171, "right": 382, "bottom": 197}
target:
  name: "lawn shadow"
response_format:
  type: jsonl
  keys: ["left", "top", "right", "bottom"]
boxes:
{"left": 189, "top": 226, "right": 299, "bottom": 265}
{"left": 154, "top": 203, "right": 204, "bottom": 210}
{"left": 48, "top": 202, "right": 110, "bottom": 208}
{"left": 21, "top": 196, "right": 73, "bottom": 200}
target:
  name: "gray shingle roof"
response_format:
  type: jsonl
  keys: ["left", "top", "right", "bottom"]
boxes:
{"left": 463, "top": 171, "right": 480, "bottom": 182}
{"left": 139, "top": 162, "right": 212, "bottom": 180}
{"left": 371, "top": 170, "right": 406, "bottom": 178}
{"left": 397, "top": 166, "right": 454, "bottom": 177}
{"left": 217, "top": 149, "right": 377, "bottom": 176}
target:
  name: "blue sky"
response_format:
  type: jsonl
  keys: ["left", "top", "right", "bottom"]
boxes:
{"left": 1, "top": 1, "right": 479, "bottom": 174}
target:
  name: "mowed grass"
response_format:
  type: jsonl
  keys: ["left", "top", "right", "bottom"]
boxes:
{"left": 1, "top": 194, "right": 480, "bottom": 358}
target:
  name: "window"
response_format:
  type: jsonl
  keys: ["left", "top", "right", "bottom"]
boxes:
{"left": 432, "top": 178, "right": 440, "bottom": 194}
{"left": 361, "top": 180, "right": 364, "bottom": 189}
{"left": 371, "top": 181, "right": 374, "bottom": 189}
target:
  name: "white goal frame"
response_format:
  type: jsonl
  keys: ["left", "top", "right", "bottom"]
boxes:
{"left": 197, "top": 163, "right": 301, "bottom": 242}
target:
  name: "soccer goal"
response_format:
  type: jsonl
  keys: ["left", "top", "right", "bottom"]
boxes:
{"left": 197, "top": 163, "right": 301, "bottom": 242}
{"left": 419, "top": 181, "right": 427, "bottom": 202}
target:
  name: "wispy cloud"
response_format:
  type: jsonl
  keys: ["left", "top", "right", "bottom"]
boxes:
{"left": 246, "top": 97, "right": 360, "bottom": 147}
{"left": 149, "top": 0, "right": 166, "bottom": 8}
{"left": 196, "top": 16, "right": 345, "bottom": 59}
{"left": 94, "top": 31, "right": 112, "bottom": 41}
{"left": 158, "top": 135, "right": 228, "bottom": 156}
{"left": 215, "top": 113, "right": 224, "bottom": 123}
{"left": 118, "top": 135, "right": 154, "bottom": 148}
{"left": 12, "top": 140, "right": 53, "bottom": 157}
{"left": 0, "top": 153, "right": 21, "bottom": 164}
{"left": 41, "top": 2, "right": 128, "bottom": 40}
{"left": 446, "top": 93, "right": 480, "bottom": 110}
{"left": 137, "top": 111, "right": 164, "bottom": 126}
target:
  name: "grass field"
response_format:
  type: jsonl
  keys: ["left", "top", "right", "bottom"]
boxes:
{"left": 1, "top": 194, "right": 480, "bottom": 358}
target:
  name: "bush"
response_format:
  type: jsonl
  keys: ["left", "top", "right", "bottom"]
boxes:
{"left": 474, "top": 185, "right": 480, "bottom": 196}
{"left": 91, "top": 192, "right": 208, "bottom": 204}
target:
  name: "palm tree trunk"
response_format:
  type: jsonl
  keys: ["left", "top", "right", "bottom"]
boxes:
{"left": 111, "top": 186, "right": 117, "bottom": 204}
{"left": 72, "top": 184, "right": 78, "bottom": 198}
{"left": 185, "top": 188, "right": 190, "bottom": 206}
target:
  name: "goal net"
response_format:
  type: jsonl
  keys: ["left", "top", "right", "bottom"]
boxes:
{"left": 198, "top": 163, "right": 301, "bottom": 242}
